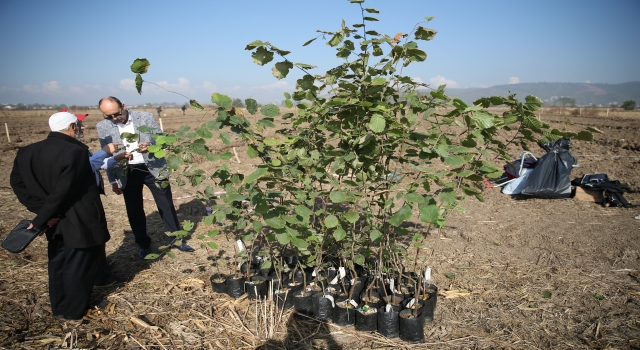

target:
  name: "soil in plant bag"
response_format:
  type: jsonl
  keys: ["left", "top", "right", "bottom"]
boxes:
{"left": 293, "top": 291, "right": 314, "bottom": 318}
{"left": 312, "top": 292, "right": 334, "bottom": 322}
{"left": 361, "top": 291, "right": 381, "bottom": 309}
{"left": 355, "top": 306, "right": 378, "bottom": 332}
{"left": 209, "top": 274, "right": 227, "bottom": 294}
{"left": 399, "top": 309, "right": 425, "bottom": 343}
{"left": 377, "top": 307, "right": 400, "bottom": 339}
{"left": 246, "top": 276, "right": 267, "bottom": 300}
{"left": 332, "top": 300, "right": 356, "bottom": 326}
{"left": 382, "top": 295, "right": 403, "bottom": 312}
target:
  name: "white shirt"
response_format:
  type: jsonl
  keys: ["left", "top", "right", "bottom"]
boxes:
{"left": 116, "top": 117, "right": 144, "bottom": 165}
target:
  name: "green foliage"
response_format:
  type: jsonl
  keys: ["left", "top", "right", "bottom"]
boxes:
{"left": 621, "top": 100, "right": 636, "bottom": 110}
{"left": 125, "top": 0, "right": 595, "bottom": 279}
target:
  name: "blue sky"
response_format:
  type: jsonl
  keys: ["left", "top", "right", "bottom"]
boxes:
{"left": 1, "top": 0, "right": 638, "bottom": 106}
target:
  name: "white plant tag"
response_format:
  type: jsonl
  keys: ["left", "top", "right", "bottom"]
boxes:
{"left": 329, "top": 276, "right": 339, "bottom": 285}
{"left": 236, "top": 239, "right": 245, "bottom": 252}
{"left": 338, "top": 267, "right": 346, "bottom": 278}
{"left": 406, "top": 298, "right": 417, "bottom": 309}
{"left": 425, "top": 267, "right": 431, "bottom": 283}
{"left": 323, "top": 294, "right": 335, "bottom": 308}
{"left": 312, "top": 269, "right": 317, "bottom": 277}
{"left": 390, "top": 278, "right": 396, "bottom": 294}
{"left": 386, "top": 304, "right": 393, "bottom": 312}
{"left": 349, "top": 299, "right": 359, "bottom": 308}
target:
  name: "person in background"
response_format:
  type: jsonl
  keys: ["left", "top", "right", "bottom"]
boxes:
{"left": 156, "top": 106, "right": 162, "bottom": 118}
{"left": 60, "top": 109, "right": 130, "bottom": 286}
{"left": 181, "top": 104, "right": 186, "bottom": 115}
{"left": 10, "top": 111, "right": 110, "bottom": 320}
{"left": 96, "top": 96, "right": 194, "bottom": 260}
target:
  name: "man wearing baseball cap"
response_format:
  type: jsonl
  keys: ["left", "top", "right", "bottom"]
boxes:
{"left": 10, "top": 111, "right": 111, "bottom": 320}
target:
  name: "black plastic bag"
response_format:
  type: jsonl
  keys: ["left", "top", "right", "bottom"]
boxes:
{"left": 377, "top": 308, "right": 400, "bottom": 338}
{"left": 521, "top": 137, "right": 576, "bottom": 198}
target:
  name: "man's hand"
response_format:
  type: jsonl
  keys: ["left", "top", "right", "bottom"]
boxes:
{"left": 46, "top": 217, "right": 60, "bottom": 227}
{"left": 112, "top": 183, "right": 123, "bottom": 195}
{"left": 102, "top": 142, "right": 123, "bottom": 155}
{"left": 137, "top": 142, "right": 150, "bottom": 153}
{"left": 114, "top": 152, "right": 133, "bottom": 162}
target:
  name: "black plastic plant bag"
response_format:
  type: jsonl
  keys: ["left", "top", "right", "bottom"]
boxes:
{"left": 312, "top": 292, "right": 334, "bottom": 322}
{"left": 209, "top": 274, "right": 228, "bottom": 294}
{"left": 226, "top": 276, "right": 246, "bottom": 299}
{"left": 294, "top": 292, "right": 314, "bottom": 317}
{"left": 377, "top": 307, "right": 399, "bottom": 338}
{"left": 521, "top": 137, "right": 577, "bottom": 198}
{"left": 399, "top": 309, "right": 425, "bottom": 343}
{"left": 332, "top": 301, "right": 356, "bottom": 326}
{"left": 355, "top": 308, "right": 378, "bottom": 332}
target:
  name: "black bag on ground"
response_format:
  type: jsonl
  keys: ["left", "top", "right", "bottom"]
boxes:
{"left": 585, "top": 180, "right": 631, "bottom": 208}
{"left": 521, "top": 138, "right": 577, "bottom": 198}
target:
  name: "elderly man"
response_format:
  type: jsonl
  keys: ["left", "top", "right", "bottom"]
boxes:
{"left": 10, "top": 111, "right": 111, "bottom": 320}
{"left": 96, "top": 96, "right": 194, "bottom": 259}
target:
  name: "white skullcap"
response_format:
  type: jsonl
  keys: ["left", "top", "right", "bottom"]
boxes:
{"left": 48, "top": 112, "right": 78, "bottom": 132}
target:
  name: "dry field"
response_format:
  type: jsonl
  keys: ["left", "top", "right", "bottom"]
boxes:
{"left": 0, "top": 107, "right": 639, "bottom": 349}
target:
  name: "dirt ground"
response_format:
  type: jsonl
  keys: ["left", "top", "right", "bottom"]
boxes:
{"left": 0, "top": 107, "right": 638, "bottom": 349}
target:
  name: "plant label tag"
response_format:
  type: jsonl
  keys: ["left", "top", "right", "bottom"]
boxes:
{"left": 312, "top": 269, "right": 317, "bottom": 277}
{"left": 390, "top": 278, "right": 395, "bottom": 293}
{"left": 329, "top": 276, "right": 339, "bottom": 285}
{"left": 236, "top": 240, "right": 245, "bottom": 252}
{"left": 425, "top": 267, "right": 431, "bottom": 282}
{"left": 349, "top": 299, "right": 359, "bottom": 308}
{"left": 406, "top": 298, "right": 417, "bottom": 309}
{"left": 323, "top": 294, "right": 335, "bottom": 308}
{"left": 338, "top": 267, "right": 346, "bottom": 278}
{"left": 386, "top": 304, "right": 393, "bottom": 312}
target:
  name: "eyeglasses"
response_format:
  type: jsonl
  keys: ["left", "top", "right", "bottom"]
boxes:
{"left": 103, "top": 108, "right": 123, "bottom": 120}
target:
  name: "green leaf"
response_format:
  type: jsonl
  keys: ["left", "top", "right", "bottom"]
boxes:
{"left": 245, "top": 98, "right": 258, "bottom": 114}
{"left": 144, "top": 253, "right": 160, "bottom": 260}
{"left": 272, "top": 61, "right": 293, "bottom": 80}
{"left": 333, "top": 228, "right": 347, "bottom": 241}
{"left": 261, "top": 260, "right": 272, "bottom": 270}
{"left": 327, "top": 32, "right": 344, "bottom": 47}
{"left": 295, "top": 205, "right": 313, "bottom": 219}
{"left": 390, "top": 204, "right": 412, "bottom": 227}
{"left": 196, "top": 127, "right": 213, "bottom": 139}
{"left": 593, "top": 294, "right": 605, "bottom": 300}
{"left": 324, "top": 215, "right": 339, "bottom": 228}
{"left": 154, "top": 149, "right": 166, "bottom": 158}
{"left": 438, "top": 188, "right": 456, "bottom": 204}
{"left": 407, "top": 48, "right": 427, "bottom": 62}
{"left": 444, "top": 272, "right": 456, "bottom": 279}
{"left": 251, "top": 46, "right": 274, "bottom": 66}
{"left": 190, "top": 100, "right": 204, "bottom": 111}
{"left": 290, "top": 236, "right": 308, "bottom": 249}
{"left": 343, "top": 211, "right": 359, "bottom": 223}
{"left": 403, "top": 193, "right": 424, "bottom": 204}
{"left": 329, "top": 191, "right": 348, "bottom": 203}
{"left": 444, "top": 156, "right": 466, "bottom": 166}
{"left": 167, "top": 154, "right": 183, "bottom": 170}
{"left": 211, "top": 93, "right": 232, "bottom": 108}
{"left": 245, "top": 40, "right": 265, "bottom": 50}
{"left": 207, "top": 242, "right": 219, "bottom": 249}
{"left": 294, "top": 63, "right": 317, "bottom": 69}
{"left": 166, "top": 251, "right": 176, "bottom": 259}
{"left": 246, "top": 145, "right": 259, "bottom": 158}
{"left": 245, "top": 167, "right": 269, "bottom": 183}
{"left": 368, "top": 114, "right": 386, "bottom": 133}
{"left": 220, "top": 132, "right": 232, "bottom": 145}
{"left": 415, "top": 27, "right": 437, "bottom": 41}
{"left": 471, "top": 110, "right": 495, "bottom": 129}
{"left": 302, "top": 37, "right": 317, "bottom": 46}
{"left": 370, "top": 230, "right": 383, "bottom": 243}
{"left": 541, "top": 290, "right": 552, "bottom": 299}
{"left": 276, "top": 233, "right": 290, "bottom": 245}
{"left": 265, "top": 216, "right": 286, "bottom": 229}
{"left": 261, "top": 104, "right": 280, "bottom": 117}
{"left": 364, "top": 7, "right": 379, "bottom": 13}
{"left": 135, "top": 73, "right": 143, "bottom": 94}
{"left": 130, "top": 58, "right": 150, "bottom": 74}
{"left": 419, "top": 204, "right": 439, "bottom": 224}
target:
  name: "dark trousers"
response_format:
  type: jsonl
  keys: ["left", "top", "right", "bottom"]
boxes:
{"left": 121, "top": 164, "right": 180, "bottom": 249}
{"left": 48, "top": 236, "right": 102, "bottom": 319}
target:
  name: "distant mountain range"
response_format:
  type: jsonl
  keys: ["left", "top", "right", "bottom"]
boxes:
{"left": 440, "top": 82, "right": 640, "bottom": 107}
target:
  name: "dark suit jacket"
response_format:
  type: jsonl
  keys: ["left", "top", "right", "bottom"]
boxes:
{"left": 10, "top": 132, "right": 110, "bottom": 248}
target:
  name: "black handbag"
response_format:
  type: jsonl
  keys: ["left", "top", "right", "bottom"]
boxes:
{"left": 1, "top": 220, "right": 41, "bottom": 253}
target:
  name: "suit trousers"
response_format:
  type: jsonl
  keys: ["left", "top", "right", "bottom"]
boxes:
{"left": 48, "top": 236, "right": 102, "bottom": 319}
{"left": 121, "top": 164, "right": 180, "bottom": 249}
